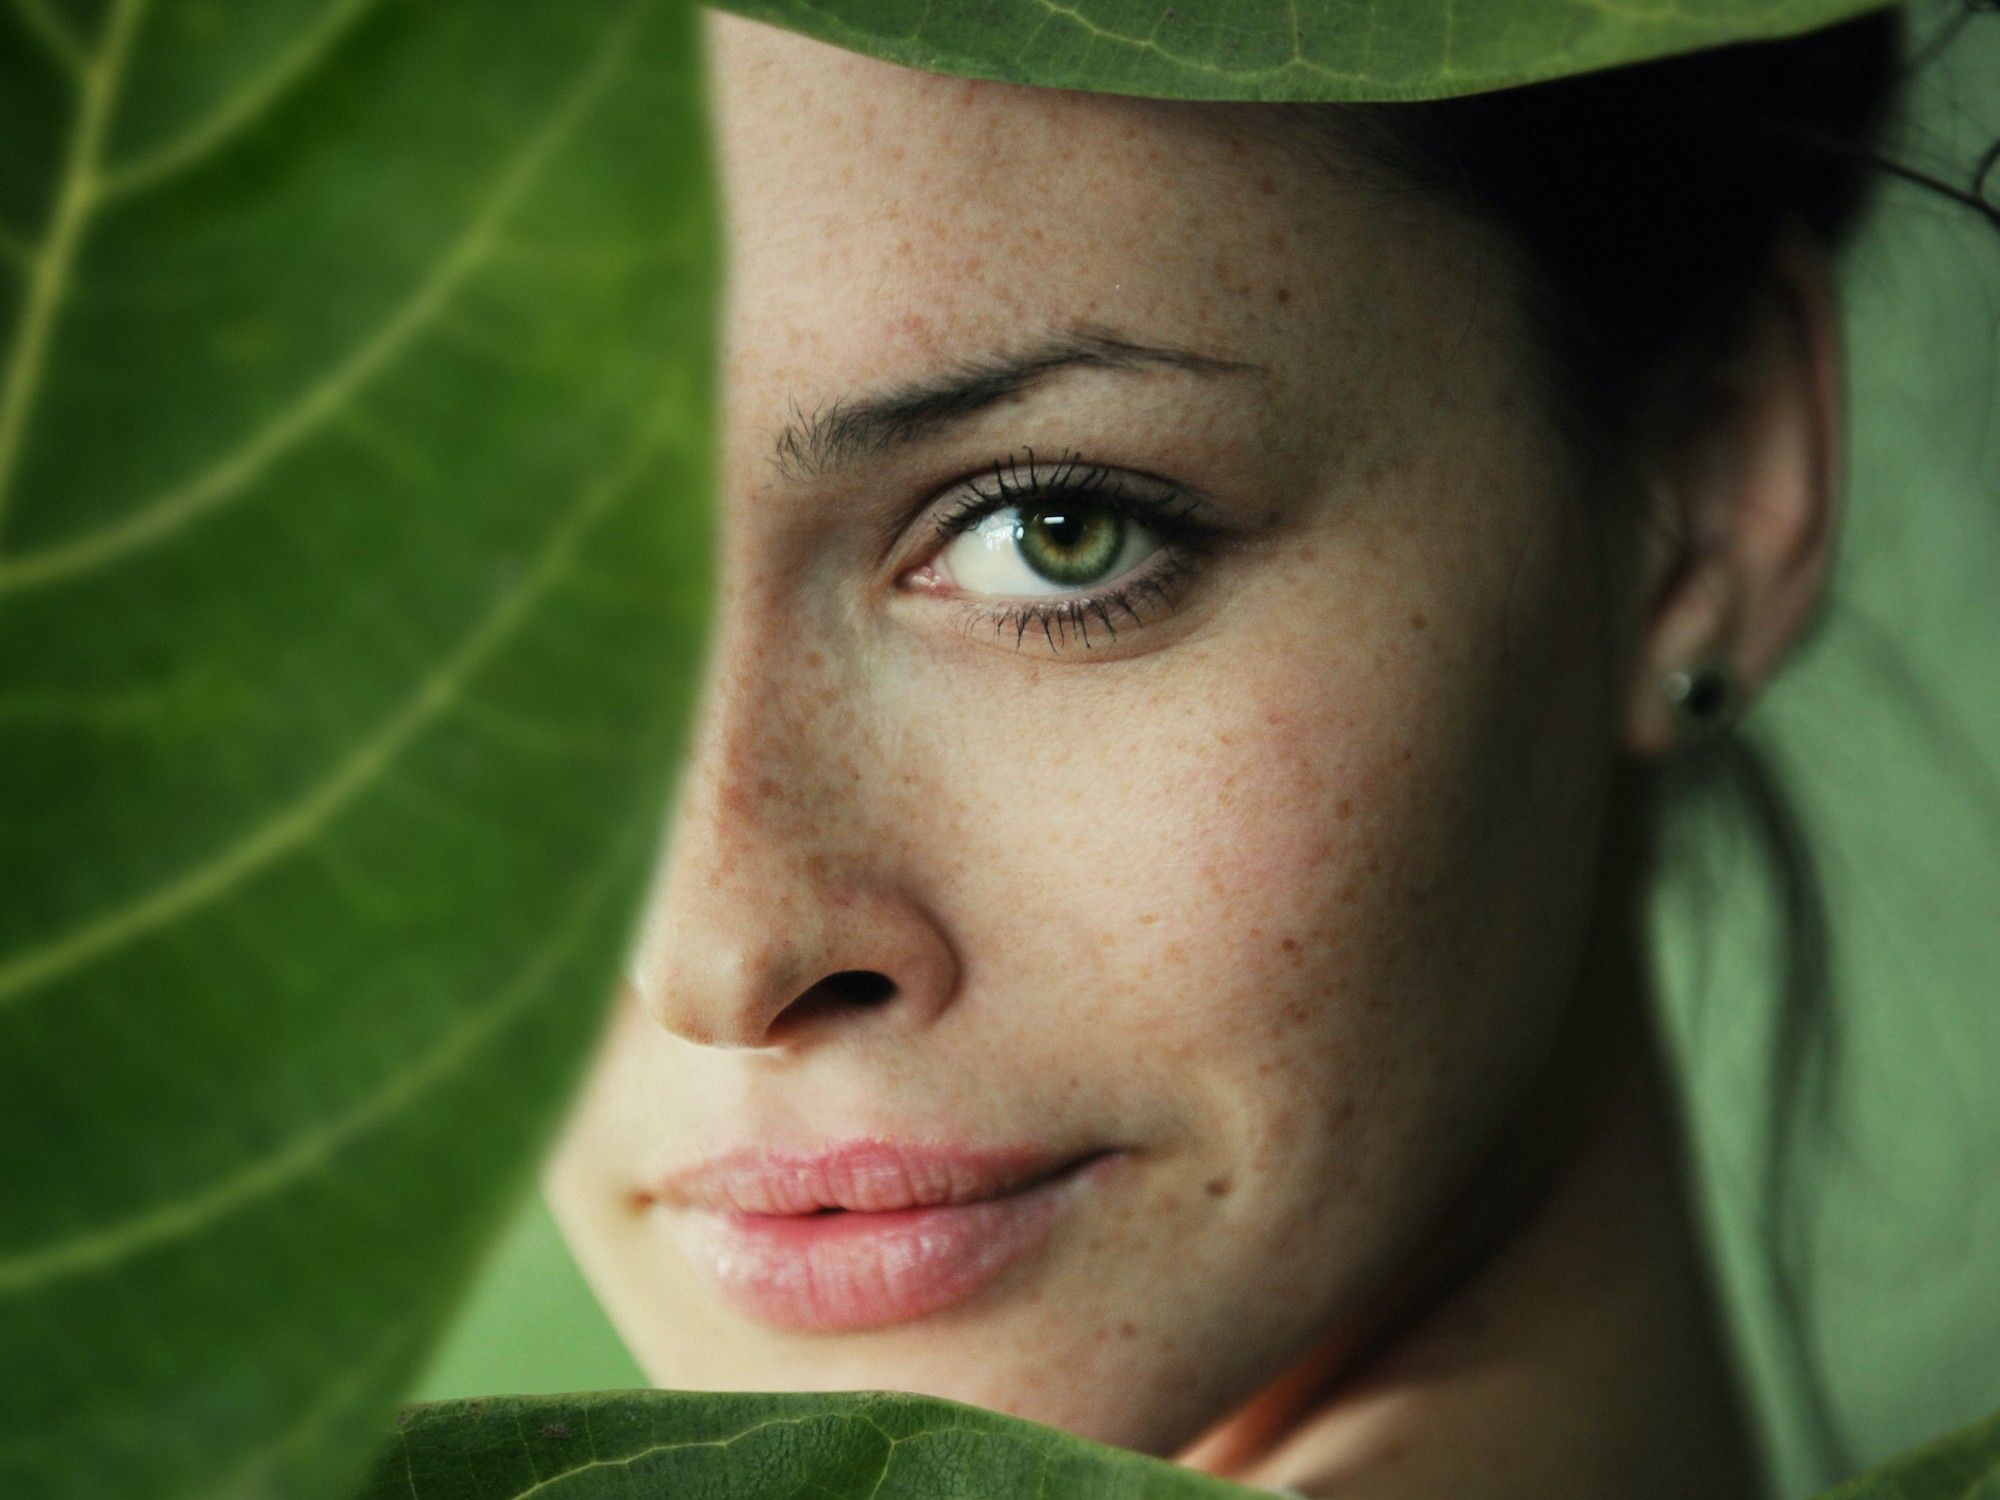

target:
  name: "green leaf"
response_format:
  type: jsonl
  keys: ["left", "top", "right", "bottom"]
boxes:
{"left": 360, "top": 1390, "right": 1273, "bottom": 1499}
{"left": 1817, "top": 1411, "right": 2000, "bottom": 1500}
{"left": 716, "top": 0, "right": 1893, "bottom": 101}
{"left": 0, "top": 2, "right": 712, "bottom": 1496}
{"left": 357, "top": 1397, "right": 2000, "bottom": 1500}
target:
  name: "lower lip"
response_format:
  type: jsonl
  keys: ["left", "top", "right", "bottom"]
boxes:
{"left": 668, "top": 1151, "right": 1124, "bottom": 1333}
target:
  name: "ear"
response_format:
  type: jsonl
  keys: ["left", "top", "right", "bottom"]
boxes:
{"left": 1623, "top": 230, "right": 1848, "bottom": 758}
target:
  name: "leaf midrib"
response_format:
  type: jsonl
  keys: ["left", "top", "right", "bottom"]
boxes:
{"left": 0, "top": 0, "right": 148, "bottom": 550}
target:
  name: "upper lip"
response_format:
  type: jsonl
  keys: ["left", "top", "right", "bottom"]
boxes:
{"left": 644, "top": 1137, "right": 1100, "bottom": 1217}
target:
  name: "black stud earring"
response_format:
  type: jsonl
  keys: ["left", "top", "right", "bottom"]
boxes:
{"left": 1661, "top": 659, "right": 1739, "bottom": 742}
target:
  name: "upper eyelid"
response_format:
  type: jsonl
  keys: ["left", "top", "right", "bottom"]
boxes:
{"left": 919, "top": 454, "right": 1218, "bottom": 551}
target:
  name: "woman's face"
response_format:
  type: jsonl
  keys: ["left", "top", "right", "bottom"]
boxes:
{"left": 545, "top": 10, "right": 1647, "bottom": 1459}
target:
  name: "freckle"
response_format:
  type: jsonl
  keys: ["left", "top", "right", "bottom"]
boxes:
{"left": 1265, "top": 711, "right": 1283, "bottom": 726}
{"left": 1205, "top": 1176, "right": 1233, "bottom": 1197}
{"left": 1410, "top": 611, "right": 1428, "bottom": 631}
{"left": 1257, "top": 173, "right": 1277, "bottom": 195}
{"left": 804, "top": 650, "right": 826, "bottom": 669}
{"left": 1280, "top": 937, "right": 1298, "bottom": 953}
{"left": 1119, "top": 1320, "right": 1139, "bottom": 1337}
{"left": 1282, "top": 1001, "right": 1309, "bottom": 1024}
{"left": 1339, "top": 880, "right": 1361, "bottom": 902}
{"left": 1335, "top": 798, "right": 1354, "bottom": 819}
{"left": 1274, "top": 287, "right": 1292, "bottom": 305}
{"left": 755, "top": 775, "right": 782, "bottom": 801}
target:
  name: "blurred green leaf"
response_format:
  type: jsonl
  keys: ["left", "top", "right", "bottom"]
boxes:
{"left": 363, "top": 1392, "right": 2000, "bottom": 1499}
{"left": 352, "top": 1388, "right": 2000, "bottom": 1500}
{"left": 1817, "top": 1411, "right": 2000, "bottom": 1500}
{"left": 0, "top": 1, "right": 712, "bottom": 1496}
{"left": 716, "top": 0, "right": 1892, "bottom": 101}
{"left": 361, "top": 1390, "right": 1270, "bottom": 1499}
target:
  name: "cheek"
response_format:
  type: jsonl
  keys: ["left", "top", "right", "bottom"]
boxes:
{"left": 898, "top": 485, "right": 1616, "bottom": 1197}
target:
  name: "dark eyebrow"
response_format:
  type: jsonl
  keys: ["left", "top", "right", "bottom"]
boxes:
{"left": 772, "top": 322, "right": 1264, "bottom": 482}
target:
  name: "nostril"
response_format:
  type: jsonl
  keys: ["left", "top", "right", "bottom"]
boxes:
{"left": 768, "top": 969, "right": 897, "bottom": 1041}
{"left": 824, "top": 970, "right": 895, "bottom": 1006}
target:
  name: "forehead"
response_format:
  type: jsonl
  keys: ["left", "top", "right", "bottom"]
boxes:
{"left": 700, "top": 13, "right": 1453, "bottom": 405}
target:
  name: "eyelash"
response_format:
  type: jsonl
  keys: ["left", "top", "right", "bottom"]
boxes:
{"left": 918, "top": 447, "right": 1221, "bottom": 653}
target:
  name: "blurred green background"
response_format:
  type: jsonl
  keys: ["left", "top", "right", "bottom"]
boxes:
{"left": 417, "top": 7, "right": 2000, "bottom": 1497}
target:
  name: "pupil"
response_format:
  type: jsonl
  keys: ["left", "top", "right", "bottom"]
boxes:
{"left": 1018, "top": 504, "right": 1121, "bottom": 586}
{"left": 1042, "top": 511, "right": 1083, "bottom": 547}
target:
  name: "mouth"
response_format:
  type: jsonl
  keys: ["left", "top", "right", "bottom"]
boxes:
{"left": 656, "top": 1146, "right": 1125, "bottom": 1333}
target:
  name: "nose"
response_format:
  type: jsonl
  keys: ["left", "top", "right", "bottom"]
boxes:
{"left": 628, "top": 636, "right": 959, "bottom": 1052}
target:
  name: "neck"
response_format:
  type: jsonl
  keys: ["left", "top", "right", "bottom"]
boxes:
{"left": 1174, "top": 826, "right": 1762, "bottom": 1499}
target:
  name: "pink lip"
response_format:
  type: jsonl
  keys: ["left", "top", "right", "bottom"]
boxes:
{"left": 645, "top": 1138, "right": 1124, "bottom": 1332}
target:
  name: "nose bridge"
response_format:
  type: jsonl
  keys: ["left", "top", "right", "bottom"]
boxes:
{"left": 631, "top": 585, "right": 955, "bottom": 1050}
{"left": 669, "top": 595, "right": 838, "bottom": 946}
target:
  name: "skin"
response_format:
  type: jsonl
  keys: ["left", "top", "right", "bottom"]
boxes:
{"left": 544, "top": 13, "right": 1845, "bottom": 1495}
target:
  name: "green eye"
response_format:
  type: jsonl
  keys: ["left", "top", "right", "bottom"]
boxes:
{"left": 943, "top": 503, "right": 1154, "bottom": 598}
{"left": 1017, "top": 507, "right": 1124, "bottom": 586}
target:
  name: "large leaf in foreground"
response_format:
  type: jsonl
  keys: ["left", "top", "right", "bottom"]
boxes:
{"left": 0, "top": 2, "right": 710, "bottom": 1496}
{"left": 363, "top": 1391, "right": 1269, "bottom": 1499}
{"left": 364, "top": 1393, "right": 2000, "bottom": 1499}
{"left": 719, "top": 0, "right": 1889, "bottom": 101}
{"left": 368, "top": 1393, "right": 2000, "bottom": 1500}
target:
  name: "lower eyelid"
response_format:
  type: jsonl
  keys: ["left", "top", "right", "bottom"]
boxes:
{"left": 941, "top": 553, "right": 1201, "bottom": 654}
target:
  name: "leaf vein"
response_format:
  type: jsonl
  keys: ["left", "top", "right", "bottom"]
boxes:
{"left": 96, "top": 0, "right": 391, "bottom": 200}
{"left": 0, "top": 0, "right": 147, "bottom": 548}
{"left": 0, "top": 595, "right": 660, "bottom": 1288}
{"left": 0, "top": 415, "right": 664, "bottom": 1018}
{"left": 0, "top": 0, "right": 642, "bottom": 595}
